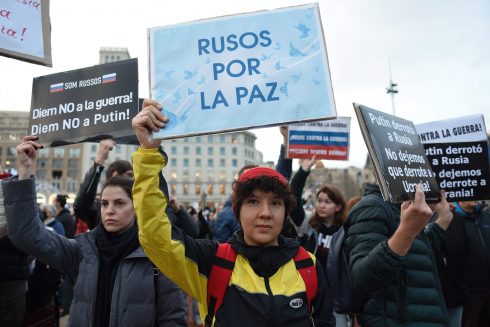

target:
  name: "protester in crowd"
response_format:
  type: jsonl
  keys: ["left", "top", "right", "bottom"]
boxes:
{"left": 42, "top": 204, "right": 65, "bottom": 236}
{"left": 54, "top": 194, "right": 75, "bottom": 239}
{"left": 73, "top": 139, "right": 129, "bottom": 229}
{"left": 131, "top": 99, "right": 335, "bottom": 326}
{"left": 452, "top": 200, "right": 490, "bottom": 327}
{"left": 186, "top": 206, "right": 198, "bottom": 220}
{"left": 3, "top": 135, "right": 186, "bottom": 327}
{"left": 276, "top": 126, "right": 293, "bottom": 180}
{"left": 290, "top": 158, "right": 345, "bottom": 261}
{"left": 212, "top": 126, "right": 296, "bottom": 243}
{"left": 276, "top": 126, "right": 315, "bottom": 239}
{"left": 210, "top": 203, "right": 224, "bottom": 222}
{"left": 73, "top": 138, "right": 198, "bottom": 241}
{"left": 211, "top": 193, "right": 242, "bottom": 242}
{"left": 433, "top": 203, "right": 467, "bottom": 327}
{"left": 289, "top": 156, "right": 350, "bottom": 326}
{"left": 197, "top": 206, "right": 214, "bottom": 239}
{"left": 168, "top": 195, "right": 201, "bottom": 326}
{"left": 0, "top": 237, "right": 31, "bottom": 327}
{"left": 344, "top": 182, "right": 453, "bottom": 326}
{"left": 169, "top": 195, "right": 199, "bottom": 238}
{"left": 24, "top": 208, "right": 65, "bottom": 327}
{"left": 53, "top": 194, "right": 76, "bottom": 316}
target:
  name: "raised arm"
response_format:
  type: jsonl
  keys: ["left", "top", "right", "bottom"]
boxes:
{"left": 289, "top": 156, "right": 316, "bottom": 226}
{"left": 169, "top": 195, "right": 200, "bottom": 238}
{"left": 345, "top": 184, "right": 433, "bottom": 297}
{"left": 73, "top": 139, "right": 116, "bottom": 229}
{"left": 275, "top": 126, "right": 292, "bottom": 180}
{"left": 3, "top": 136, "right": 80, "bottom": 283}
{"left": 132, "top": 100, "right": 217, "bottom": 308}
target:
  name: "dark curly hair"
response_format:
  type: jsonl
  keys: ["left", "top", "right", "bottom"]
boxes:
{"left": 232, "top": 175, "right": 296, "bottom": 223}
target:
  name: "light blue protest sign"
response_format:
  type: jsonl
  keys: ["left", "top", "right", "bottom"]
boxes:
{"left": 149, "top": 3, "right": 336, "bottom": 139}
{"left": 0, "top": 0, "right": 52, "bottom": 66}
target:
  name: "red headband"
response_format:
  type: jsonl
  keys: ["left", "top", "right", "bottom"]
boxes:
{"left": 237, "top": 167, "right": 288, "bottom": 186}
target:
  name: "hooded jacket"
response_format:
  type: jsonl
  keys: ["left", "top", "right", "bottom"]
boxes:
{"left": 132, "top": 147, "right": 334, "bottom": 327}
{"left": 2, "top": 177, "right": 186, "bottom": 327}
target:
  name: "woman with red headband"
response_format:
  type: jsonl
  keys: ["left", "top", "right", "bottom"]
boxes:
{"left": 132, "top": 99, "right": 334, "bottom": 327}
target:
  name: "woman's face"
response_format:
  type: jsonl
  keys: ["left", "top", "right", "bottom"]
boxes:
{"left": 100, "top": 186, "right": 135, "bottom": 234}
{"left": 239, "top": 190, "right": 285, "bottom": 246}
{"left": 315, "top": 192, "right": 341, "bottom": 221}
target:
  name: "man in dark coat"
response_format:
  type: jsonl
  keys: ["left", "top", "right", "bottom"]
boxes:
{"left": 55, "top": 194, "right": 75, "bottom": 239}
{"left": 344, "top": 183, "right": 452, "bottom": 326}
{"left": 453, "top": 201, "right": 490, "bottom": 327}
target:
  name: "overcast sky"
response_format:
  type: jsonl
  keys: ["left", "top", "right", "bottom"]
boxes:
{"left": 1, "top": 0, "right": 489, "bottom": 168}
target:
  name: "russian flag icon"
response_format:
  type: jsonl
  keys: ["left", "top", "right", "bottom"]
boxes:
{"left": 102, "top": 73, "right": 117, "bottom": 84}
{"left": 50, "top": 83, "right": 64, "bottom": 93}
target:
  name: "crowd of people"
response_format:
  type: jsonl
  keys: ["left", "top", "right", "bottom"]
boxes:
{"left": 0, "top": 98, "right": 489, "bottom": 327}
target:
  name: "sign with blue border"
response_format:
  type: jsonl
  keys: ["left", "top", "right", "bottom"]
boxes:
{"left": 287, "top": 117, "right": 351, "bottom": 160}
{"left": 149, "top": 3, "right": 336, "bottom": 139}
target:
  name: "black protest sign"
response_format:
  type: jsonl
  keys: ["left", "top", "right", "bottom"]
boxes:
{"left": 354, "top": 103, "right": 440, "bottom": 203}
{"left": 416, "top": 115, "right": 489, "bottom": 201}
{"left": 29, "top": 59, "right": 138, "bottom": 146}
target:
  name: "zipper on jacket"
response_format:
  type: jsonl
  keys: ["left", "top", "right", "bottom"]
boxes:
{"left": 397, "top": 268, "right": 406, "bottom": 323}
{"left": 264, "top": 277, "right": 275, "bottom": 326}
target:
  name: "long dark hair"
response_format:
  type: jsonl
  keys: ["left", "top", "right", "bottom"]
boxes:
{"left": 102, "top": 176, "right": 134, "bottom": 200}
{"left": 310, "top": 184, "right": 346, "bottom": 229}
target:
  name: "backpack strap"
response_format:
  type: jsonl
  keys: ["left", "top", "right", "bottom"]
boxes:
{"left": 293, "top": 246, "right": 318, "bottom": 312}
{"left": 205, "top": 243, "right": 237, "bottom": 327}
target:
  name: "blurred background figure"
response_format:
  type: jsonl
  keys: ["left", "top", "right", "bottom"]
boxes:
{"left": 451, "top": 201, "right": 490, "bottom": 327}
{"left": 0, "top": 237, "right": 31, "bottom": 327}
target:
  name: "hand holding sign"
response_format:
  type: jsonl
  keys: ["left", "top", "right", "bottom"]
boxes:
{"left": 430, "top": 190, "right": 453, "bottom": 231}
{"left": 388, "top": 184, "right": 433, "bottom": 256}
{"left": 16, "top": 135, "right": 43, "bottom": 180}
{"left": 132, "top": 99, "right": 167, "bottom": 149}
{"left": 300, "top": 155, "right": 317, "bottom": 172}
{"left": 95, "top": 139, "right": 117, "bottom": 165}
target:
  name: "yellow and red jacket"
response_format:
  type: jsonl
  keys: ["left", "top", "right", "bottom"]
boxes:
{"left": 132, "top": 148, "right": 334, "bottom": 326}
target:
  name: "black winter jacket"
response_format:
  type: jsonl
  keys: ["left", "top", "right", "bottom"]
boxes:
{"left": 0, "top": 237, "right": 30, "bottom": 281}
{"left": 344, "top": 184, "right": 449, "bottom": 327}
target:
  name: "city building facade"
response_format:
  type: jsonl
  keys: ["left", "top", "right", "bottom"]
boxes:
{"left": 163, "top": 131, "right": 263, "bottom": 207}
{"left": 0, "top": 110, "right": 264, "bottom": 207}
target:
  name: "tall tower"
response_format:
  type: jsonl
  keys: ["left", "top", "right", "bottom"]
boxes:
{"left": 386, "top": 61, "right": 398, "bottom": 115}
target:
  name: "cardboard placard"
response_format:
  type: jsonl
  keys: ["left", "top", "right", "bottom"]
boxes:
{"left": 149, "top": 3, "right": 336, "bottom": 139}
